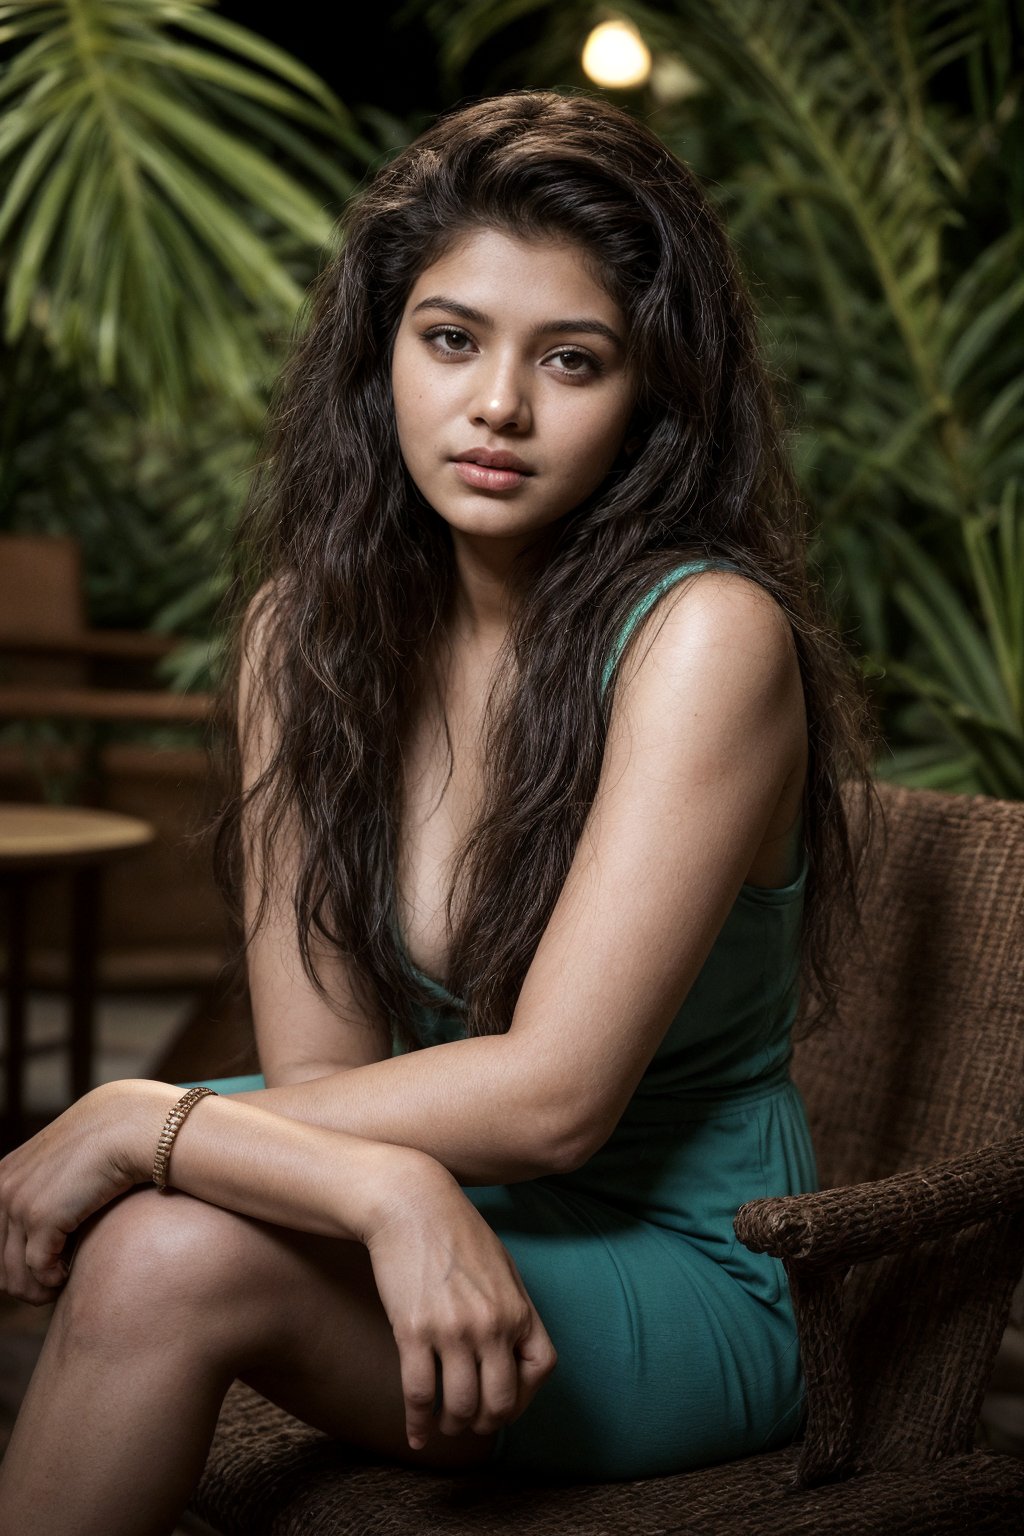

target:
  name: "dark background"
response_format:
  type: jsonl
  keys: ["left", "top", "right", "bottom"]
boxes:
{"left": 215, "top": 1, "right": 548, "bottom": 119}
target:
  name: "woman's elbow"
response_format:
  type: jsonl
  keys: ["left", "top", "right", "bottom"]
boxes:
{"left": 262, "top": 1059, "right": 354, "bottom": 1089}
{"left": 544, "top": 1106, "right": 612, "bottom": 1174}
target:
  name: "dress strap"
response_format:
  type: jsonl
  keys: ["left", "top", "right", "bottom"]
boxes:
{"left": 600, "top": 558, "right": 745, "bottom": 701}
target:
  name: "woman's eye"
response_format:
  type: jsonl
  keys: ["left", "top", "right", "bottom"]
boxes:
{"left": 425, "top": 326, "right": 474, "bottom": 354}
{"left": 549, "top": 349, "right": 602, "bottom": 378}
{"left": 422, "top": 328, "right": 602, "bottom": 380}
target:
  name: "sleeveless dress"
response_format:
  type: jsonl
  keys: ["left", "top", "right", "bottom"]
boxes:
{"left": 183, "top": 558, "right": 818, "bottom": 1482}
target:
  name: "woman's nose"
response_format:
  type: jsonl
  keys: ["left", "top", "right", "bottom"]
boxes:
{"left": 469, "top": 355, "right": 532, "bottom": 432}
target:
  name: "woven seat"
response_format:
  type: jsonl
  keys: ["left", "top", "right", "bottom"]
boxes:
{"left": 189, "top": 779, "right": 1024, "bottom": 1534}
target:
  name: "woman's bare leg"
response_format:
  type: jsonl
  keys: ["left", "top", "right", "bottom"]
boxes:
{"left": 0, "top": 1185, "right": 498, "bottom": 1536}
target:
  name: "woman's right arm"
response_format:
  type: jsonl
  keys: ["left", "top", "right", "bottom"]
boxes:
{"left": 237, "top": 589, "right": 391, "bottom": 1087}
{"left": 141, "top": 1086, "right": 557, "bottom": 1445}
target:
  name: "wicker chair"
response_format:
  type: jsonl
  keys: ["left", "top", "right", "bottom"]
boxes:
{"left": 188, "top": 779, "right": 1024, "bottom": 1534}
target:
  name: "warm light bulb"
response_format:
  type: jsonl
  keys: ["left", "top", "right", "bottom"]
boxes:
{"left": 581, "top": 20, "right": 652, "bottom": 89}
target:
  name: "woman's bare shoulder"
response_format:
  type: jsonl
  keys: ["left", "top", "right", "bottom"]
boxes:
{"left": 614, "top": 565, "right": 801, "bottom": 714}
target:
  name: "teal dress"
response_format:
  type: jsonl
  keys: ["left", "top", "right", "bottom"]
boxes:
{"left": 183, "top": 558, "right": 818, "bottom": 1481}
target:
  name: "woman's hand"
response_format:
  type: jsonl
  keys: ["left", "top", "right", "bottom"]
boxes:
{"left": 363, "top": 1159, "right": 558, "bottom": 1450}
{"left": 0, "top": 1083, "right": 152, "bottom": 1305}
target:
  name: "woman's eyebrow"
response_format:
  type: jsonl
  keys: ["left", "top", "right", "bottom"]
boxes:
{"left": 410, "top": 295, "right": 624, "bottom": 350}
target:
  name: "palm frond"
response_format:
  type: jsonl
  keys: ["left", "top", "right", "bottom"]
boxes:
{"left": 0, "top": 0, "right": 370, "bottom": 423}
{"left": 862, "top": 494, "right": 1024, "bottom": 797}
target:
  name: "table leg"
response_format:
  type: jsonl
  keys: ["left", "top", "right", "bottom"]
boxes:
{"left": 2, "top": 872, "right": 29, "bottom": 1139}
{"left": 70, "top": 863, "right": 100, "bottom": 1102}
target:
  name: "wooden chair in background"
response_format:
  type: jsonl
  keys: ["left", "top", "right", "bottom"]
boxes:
{"left": 0, "top": 532, "right": 212, "bottom": 730}
{"left": 0, "top": 533, "right": 227, "bottom": 1133}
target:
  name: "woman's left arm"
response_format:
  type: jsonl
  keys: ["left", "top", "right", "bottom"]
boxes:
{"left": 222, "top": 574, "right": 807, "bottom": 1185}
{"left": 0, "top": 1078, "right": 444, "bottom": 1303}
{"left": 0, "top": 1082, "right": 563, "bottom": 1444}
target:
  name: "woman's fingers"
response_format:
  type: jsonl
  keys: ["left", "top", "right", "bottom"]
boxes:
{"left": 3, "top": 1218, "right": 54, "bottom": 1306}
{"left": 472, "top": 1341, "right": 520, "bottom": 1434}
{"left": 3, "top": 1217, "right": 28, "bottom": 1301}
{"left": 397, "top": 1334, "right": 441, "bottom": 1450}
{"left": 512, "top": 1305, "right": 559, "bottom": 1411}
{"left": 434, "top": 1343, "right": 480, "bottom": 1437}
{"left": 0, "top": 1155, "right": 70, "bottom": 1301}
{"left": 452, "top": 1299, "right": 559, "bottom": 1439}
{"left": 399, "top": 1327, "right": 546, "bottom": 1447}
{"left": 364, "top": 1166, "right": 560, "bottom": 1448}
{"left": 25, "top": 1223, "right": 71, "bottom": 1290}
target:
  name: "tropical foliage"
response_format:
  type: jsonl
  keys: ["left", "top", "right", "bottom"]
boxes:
{"left": 1, "top": 0, "right": 1021, "bottom": 795}
{"left": 407, "top": 0, "right": 1024, "bottom": 796}
{"left": 0, "top": 0, "right": 377, "bottom": 419}
{"left": 0, "top": 0, "right": 415, "bottom": 677}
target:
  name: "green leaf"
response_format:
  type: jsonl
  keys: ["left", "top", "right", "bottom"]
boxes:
{"left": 943, "top": 274, "right": 1024, "bottom": 392}
{"left": 5, "top": 109, "right": 98, "bottom": 337}
{"left": 112, "top": 75, "right": 336, "bottom": 246}
{"left": 0, "top": 91, "right": 82, "bottom": 244}
{"left": 113, "top": 118, "right": 305, "bottom": 314}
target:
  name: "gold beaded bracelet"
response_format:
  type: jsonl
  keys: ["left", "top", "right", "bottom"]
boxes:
{"left": 152, "top": 1085, "right": 218, "bottom": 1192}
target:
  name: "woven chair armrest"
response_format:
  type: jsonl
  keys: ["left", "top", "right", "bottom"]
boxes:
{"left": 733, "top": 1130, "right": 1024, "bottom": 1273}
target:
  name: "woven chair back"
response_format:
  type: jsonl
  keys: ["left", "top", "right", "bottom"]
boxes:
{"left": 790, "top": 777, "right": 1024, "bottom": 1468}
{"left": 793, "top": 778, "right": 1024, "bottom": 1186}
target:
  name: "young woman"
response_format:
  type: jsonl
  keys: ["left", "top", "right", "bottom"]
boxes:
{"left": 0, "top": 88, "right": 879, "bottom": 1531}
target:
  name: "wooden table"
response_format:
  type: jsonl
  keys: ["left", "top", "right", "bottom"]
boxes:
{"left": 0, "top": 804, "right": 154, "bottom": 1147}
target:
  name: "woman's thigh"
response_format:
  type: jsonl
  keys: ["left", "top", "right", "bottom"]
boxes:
{"left": 62, "top": 1186, "right": 498, "bottom": 1473}
{"left": 460, "top": 1180, "right": 806, "bottom": 1480}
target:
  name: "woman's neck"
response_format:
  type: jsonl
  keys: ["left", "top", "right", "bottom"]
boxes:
{"left": 446, "top": 519, "right": 557, "bottom": 643}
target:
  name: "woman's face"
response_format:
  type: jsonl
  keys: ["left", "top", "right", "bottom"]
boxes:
{"left": 391, "top": 227, "right": 637, "bottom": 556}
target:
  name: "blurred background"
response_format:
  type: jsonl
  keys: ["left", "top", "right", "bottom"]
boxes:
{"left": 0, "top": 0, "right": 1022, "bottom": 1471}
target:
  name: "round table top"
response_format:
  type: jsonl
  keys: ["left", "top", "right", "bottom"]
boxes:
{"left": 0, "top": 803, "right": 155, "bottom": 869}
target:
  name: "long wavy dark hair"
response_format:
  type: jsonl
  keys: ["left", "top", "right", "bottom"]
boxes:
{"left": 211, "top": 87, "right": 882, "bottom": 1059}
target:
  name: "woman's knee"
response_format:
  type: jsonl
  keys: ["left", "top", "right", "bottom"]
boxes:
{"left": 57, "top": 1187, "right": 268, "bottom": 1354}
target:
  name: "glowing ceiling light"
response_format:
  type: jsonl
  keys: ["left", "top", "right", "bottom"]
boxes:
{"left": 581, "top": 20, "right": 652, "bottom": 89}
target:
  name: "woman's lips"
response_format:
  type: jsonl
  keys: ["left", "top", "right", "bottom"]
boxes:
{"left": 452, "top": 460, "right": 530, "bottom": 491}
